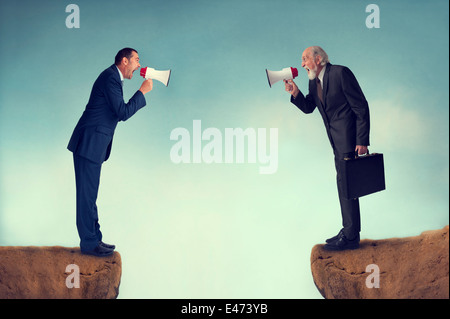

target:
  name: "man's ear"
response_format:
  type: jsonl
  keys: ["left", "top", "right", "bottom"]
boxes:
{"left": 122, "top": 57, "right": 129, "bottom": 66}
{"left": 315, "top": 55, "right": 322, "bottom": 66}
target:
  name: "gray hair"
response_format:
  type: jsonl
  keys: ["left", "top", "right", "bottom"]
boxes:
{"left": 309, "top": 46, "right": 329, "bottom": 66}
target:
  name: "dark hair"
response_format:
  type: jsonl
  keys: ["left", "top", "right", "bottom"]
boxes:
{"left": 114, "top": 48, "right": 138, "bottom": 65}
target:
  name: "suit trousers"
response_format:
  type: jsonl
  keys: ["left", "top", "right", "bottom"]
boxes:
{"left": 73, "top": 154, "right": 103, "bottom": 250}
{"left": 334, "top": 151, "right": 361, "bottom": 239}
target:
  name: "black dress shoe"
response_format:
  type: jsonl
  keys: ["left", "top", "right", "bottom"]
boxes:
{"left": 99, "top": 241, "right": 115, "bottom": 250}
{"left": 326, "top": 229, "right": 344, "bottom": 243}
{"left": 323, "top": 232, "right": 360, "bottom": 251}
{"left": 81, "top": 243, "right": 114, "bottom": 257}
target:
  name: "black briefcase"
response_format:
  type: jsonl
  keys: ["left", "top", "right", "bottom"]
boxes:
{"left": 341, "top": 152, "right": 386, "bottom": 200}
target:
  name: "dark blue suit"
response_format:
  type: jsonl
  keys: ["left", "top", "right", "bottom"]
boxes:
{"left": 68, "top": 65, "right": 146, "bottom": 250}
{"left": 291, "top": 63, "right": 370, "bottom": 239}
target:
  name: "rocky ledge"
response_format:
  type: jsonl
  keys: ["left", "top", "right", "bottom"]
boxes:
{"left": 311, "top": 225, "right": 449, "bottom": 299}
{"left": 0, "top": 246, "right": 121, "bottom": 299}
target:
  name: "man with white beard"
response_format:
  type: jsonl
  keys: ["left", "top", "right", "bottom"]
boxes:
{"left": 284, "top": 46, "right": 370, "bottom": 251}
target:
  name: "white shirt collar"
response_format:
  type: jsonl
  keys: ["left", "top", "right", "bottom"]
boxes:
{"left": 317, "top": 64, "right": 326, "bottom": 87}
{"left": 116, "top": 65, "right": 124, "bottom": 82}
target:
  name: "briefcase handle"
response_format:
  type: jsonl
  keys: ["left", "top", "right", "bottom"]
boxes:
{"left": 344, "top": 149, "right": 370, "bottom": 161}
{"left": 355, "top": 148, "right": 369, "bottom": 159}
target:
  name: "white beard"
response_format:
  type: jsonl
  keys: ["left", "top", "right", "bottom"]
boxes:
{"left": 306, "top": 66, "right": 317, "bottom": 80}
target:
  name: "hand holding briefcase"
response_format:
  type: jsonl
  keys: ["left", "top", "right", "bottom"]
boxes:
{"left": 341, "top": 151, "right": 386, "bottom": 200}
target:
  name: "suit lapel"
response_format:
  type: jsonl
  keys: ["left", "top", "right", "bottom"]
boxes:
{"left": 322, "top": 63, "right": 331, "bottom": 108}
{"left": 111, "top": 65, "right": 123, "bottom": 94}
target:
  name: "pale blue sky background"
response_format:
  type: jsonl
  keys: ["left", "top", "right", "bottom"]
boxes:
{"left": 0, "top": 0, "right": 448, "bottom": 298}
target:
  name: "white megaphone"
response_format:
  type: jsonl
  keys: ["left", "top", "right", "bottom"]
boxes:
{"left": 140, "top": 67, "right": 171, "bottom": 87}
{"left": 265, "top": 67, "right": 298, "bottom": 87}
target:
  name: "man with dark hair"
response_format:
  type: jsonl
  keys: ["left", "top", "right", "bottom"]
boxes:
{"left": 68, "top": 48, "right": 153, "bottom": 256}
{"left": 285, "top": 46, "right": 370, "bottom": 251}
{"left": 114, "top": 47, "right": 137, "bottom": 67}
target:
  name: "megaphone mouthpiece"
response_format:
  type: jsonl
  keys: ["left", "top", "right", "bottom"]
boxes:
{"left": 291, "top": 67, "right": 298, "bottom": 78}
{"left": 266, "top": 67, "right": 298, "bottom": 88}
{"left": 140, "top": 67, "right": 171, "bottom": 87}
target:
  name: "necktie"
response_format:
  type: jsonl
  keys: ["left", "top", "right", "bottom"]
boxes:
{"left": 317, "top": 78, "right": 323, "bottom": 104}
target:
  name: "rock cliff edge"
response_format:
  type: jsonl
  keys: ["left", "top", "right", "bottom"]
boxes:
{"left": 311, "top": 225, "right": 449, "bottom": 299}
{"left": 0, "top": 246, "right": 121, "bottom": 299}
